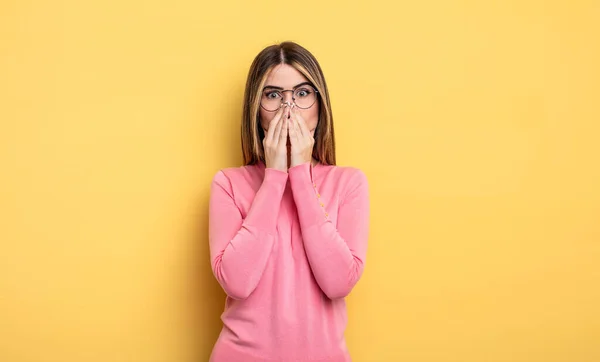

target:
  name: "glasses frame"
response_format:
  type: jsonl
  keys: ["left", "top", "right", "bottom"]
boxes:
{"left": 259, "top": 83, "right": 319, "bottom": 112}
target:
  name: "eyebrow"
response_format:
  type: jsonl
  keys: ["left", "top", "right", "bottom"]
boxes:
{"left": 263, "top": 81, "right": 313, "bottom": 90}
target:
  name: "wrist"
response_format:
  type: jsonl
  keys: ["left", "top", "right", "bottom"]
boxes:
{"left": 290, "top": 157, "right": 311, "bottom": 168}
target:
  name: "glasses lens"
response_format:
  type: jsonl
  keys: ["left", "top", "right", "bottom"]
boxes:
{"left": 260, "top": 86, "right": 318, "bottom": 111}
{"left": 293, "top": 86, "right": 317, "bottom": 109}
{"left": 261, "top": 90, "right": 282, "bottom": 112}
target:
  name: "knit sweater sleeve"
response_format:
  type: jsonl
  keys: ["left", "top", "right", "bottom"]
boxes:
{"left": 288, "top": 162, "right": 370, "bottom": 299}
{"left": 208, "top": 168, "right": 288, "bottom": 300}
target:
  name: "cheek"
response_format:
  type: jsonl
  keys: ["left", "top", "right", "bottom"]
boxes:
{"left": 259, "top": 109, "right": 272, "bottom": 131}
{"left": 304, "top": 105, "right": 319, "bottom": 131}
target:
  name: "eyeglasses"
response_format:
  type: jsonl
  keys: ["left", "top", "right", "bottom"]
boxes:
{"left": 260, "top": 83, "right": 319, "bottom": 112}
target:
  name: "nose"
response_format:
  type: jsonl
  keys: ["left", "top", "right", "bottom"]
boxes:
{"left": 281, "top": 90, "right": 294, "bottom": 106}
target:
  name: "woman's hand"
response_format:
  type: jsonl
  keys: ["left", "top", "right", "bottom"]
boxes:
{"left": 263, "top": 104, "right": 290, "bottom": 172}
{"left": 288, "top": 106, "right": 315, "bottom": 168}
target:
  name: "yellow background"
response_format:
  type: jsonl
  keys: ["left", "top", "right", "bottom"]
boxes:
{"left": 1, "top": 0, "right": 599, "bottom": 361}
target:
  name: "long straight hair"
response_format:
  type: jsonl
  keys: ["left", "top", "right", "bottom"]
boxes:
{"left": 241, "top": 41, "right": 336, "bottom": 166}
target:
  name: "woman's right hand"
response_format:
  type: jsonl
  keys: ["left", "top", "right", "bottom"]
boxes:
{"left": 263, "top": 104, "right": 289, "bottom": 172}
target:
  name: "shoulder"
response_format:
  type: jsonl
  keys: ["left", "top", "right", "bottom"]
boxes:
{"left": 344, "top": 165, "right": 367, "bottom": 183}
{"left": 323, "top": 164, "right": 369, "bottom": 199}
{"left": 210, "top": 164, "right": 260, "bottom": 193}
{"left": 327, "top": 164, "right": 367, "bottom": 184}
{"left": 337, "top": 166, "right": 369, "bottom": 207}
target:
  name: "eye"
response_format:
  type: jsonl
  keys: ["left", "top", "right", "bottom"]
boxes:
{"left": 265, "top": 91, "right": 281, "bottom": 99}
{"left": 295, "top": 88, "right": 312, "bottom": 97}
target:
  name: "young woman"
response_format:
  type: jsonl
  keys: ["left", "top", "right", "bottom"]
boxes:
{"left": 208, "top": 41, "right": 370, "bottom": 362}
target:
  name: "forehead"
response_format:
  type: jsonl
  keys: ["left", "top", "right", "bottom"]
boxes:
{"left": 264, "top": 64, "right": 308, "bottom": 88}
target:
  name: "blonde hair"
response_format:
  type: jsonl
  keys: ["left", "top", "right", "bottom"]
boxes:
{"left": 240, "top": 41, "right": 336, "bottom": 166}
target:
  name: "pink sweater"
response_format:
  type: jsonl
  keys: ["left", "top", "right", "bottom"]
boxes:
{"left": 208, "top": 160, "right": 370, "bottom": 362}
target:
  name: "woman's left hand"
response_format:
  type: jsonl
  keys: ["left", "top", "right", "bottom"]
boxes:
{"left": 288, "top": 106, "right": 315, "bottom": 168}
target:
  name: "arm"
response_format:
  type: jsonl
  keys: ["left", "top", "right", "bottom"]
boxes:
{"left": 288, "top": 162, "right": 370, "bottom": 299}
{"left": 208, "top": 168, "right": 288, "bottom": 300}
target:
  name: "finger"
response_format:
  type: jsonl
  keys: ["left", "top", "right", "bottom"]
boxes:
{"left": 265, "top": 106, "right": 284, "bottom": 143}
{"left": 270, "top": 106, "right": 286, "bottom": 145}
{"left": 293, "top": 107, "right": 311, "bottom": 137}
{"left": 285, "top": 113, "right": 290, "bottom": 140}
{"left": 273, "top": 105, "right": 288, "bottom": 144}
{"left": 279, "top": 107, "right": 290, "bottom": 144}
{"left": 291, "top": 106, "right": 305, "bottom": 139}
{"left": 290, "top": 107, "right": 302, "bottom": 140}
{"left": 288, "top": 114, "right": 298, "bottom": 143}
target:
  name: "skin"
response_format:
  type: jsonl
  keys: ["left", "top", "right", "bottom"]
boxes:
{"left": 260, "top": 64, "right": 320, "bottom": 170}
